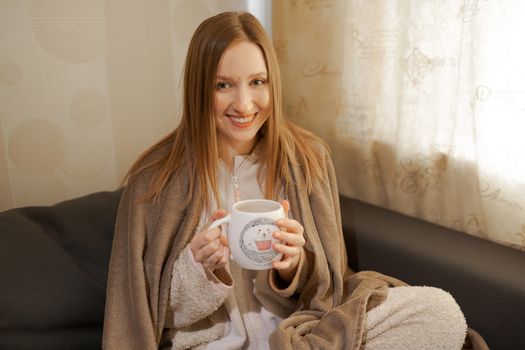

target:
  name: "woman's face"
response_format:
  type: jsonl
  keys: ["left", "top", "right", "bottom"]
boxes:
{"left": 214, "top": 40, "right": 270, "bottom": 155}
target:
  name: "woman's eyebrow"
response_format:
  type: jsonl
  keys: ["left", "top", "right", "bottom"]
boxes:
{"left": 216, "top": 72, "right": 268, "bottom": 81}
{"left": 249, "top": 72, "right": 268, "bottom": 78}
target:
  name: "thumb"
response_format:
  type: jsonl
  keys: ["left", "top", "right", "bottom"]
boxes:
{"left": 212, "top": 209, "right": 228, "bottom": 220}
{"left": 204, "top": 209, "right": 228, "bottom": 230}
{"left": 279, "top": 200, "right": 290, "bottom": 218}
{"left": 210, "top": 209, "right": 229, "bottom": 246}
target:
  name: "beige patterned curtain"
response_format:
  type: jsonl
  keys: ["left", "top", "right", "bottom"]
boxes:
{"left": 274, "top": 0, "right": 525, "bottom": 250}
{"left": 0, "top": 0, "right": 267, "bottom": 210}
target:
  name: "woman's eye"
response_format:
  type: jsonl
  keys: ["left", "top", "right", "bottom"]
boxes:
{"left": 216, "top": 82, "right": 231, "bottom": 90}
{"left": 252, "top": 79, "right": 266, "bottom": 86}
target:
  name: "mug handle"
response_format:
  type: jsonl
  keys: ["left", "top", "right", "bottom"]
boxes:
{"left": 208, "top": 214, "right": 231, "bottom": 251}
{"left": 208, "top": 214, "right": 231, "bottom": 230}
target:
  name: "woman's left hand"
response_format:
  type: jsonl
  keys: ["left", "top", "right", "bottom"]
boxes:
{"left": 272, "top": 200, "right": 305, "bottom": 283}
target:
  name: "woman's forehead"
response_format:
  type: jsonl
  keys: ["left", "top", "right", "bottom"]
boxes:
{"left": 217, "top": 41, "right": 268, "bottom": 78}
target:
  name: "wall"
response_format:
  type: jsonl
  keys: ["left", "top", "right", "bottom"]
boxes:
{"left": 0, "top": 0, "right": 270, "bottom": 210}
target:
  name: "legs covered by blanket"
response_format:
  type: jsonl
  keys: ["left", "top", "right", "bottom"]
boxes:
{"left": 364, "top": 286, "right": 467, "bottom": 350}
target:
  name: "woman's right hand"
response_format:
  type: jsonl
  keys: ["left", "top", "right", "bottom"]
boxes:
{"left": 190, "top": 209, "right": 230, "bottom": 271}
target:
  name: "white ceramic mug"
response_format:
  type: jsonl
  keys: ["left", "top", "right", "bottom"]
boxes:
{"left": 209, "top": 199, "right": 284, "bottom": 270}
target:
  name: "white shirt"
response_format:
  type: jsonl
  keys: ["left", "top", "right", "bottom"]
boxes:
{"left": 200, "top": 155, "right": 285, "bottom": 350}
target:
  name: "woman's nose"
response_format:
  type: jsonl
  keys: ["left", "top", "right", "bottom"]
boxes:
{"left": 233, "top": 86, "right": 253, "bottom": 113}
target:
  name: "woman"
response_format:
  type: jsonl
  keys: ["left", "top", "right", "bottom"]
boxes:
{"left": 103, "top": 11, "right": 468, "bottom": 349}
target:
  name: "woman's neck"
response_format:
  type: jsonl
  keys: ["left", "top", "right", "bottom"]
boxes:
{"left": 217, "top": 137, "right": 258, "bottom": 173}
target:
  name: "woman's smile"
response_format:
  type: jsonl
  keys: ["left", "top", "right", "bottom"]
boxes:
{"left": 225, "top": 112, "right": 258, "bottom": 128}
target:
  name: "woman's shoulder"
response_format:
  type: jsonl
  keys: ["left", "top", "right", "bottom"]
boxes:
{"left": 287, "top": 121, "right": 331, "bottom": 158}
{"left": 126, "top": 141, "right": 175, "bottom": 188}
{"left": 140, "top": 141, "right": 173, "bottom": 166}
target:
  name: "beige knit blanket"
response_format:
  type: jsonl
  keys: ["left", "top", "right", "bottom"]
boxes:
{"left": 102, "top": 141, "right": 486, "bottom": 349}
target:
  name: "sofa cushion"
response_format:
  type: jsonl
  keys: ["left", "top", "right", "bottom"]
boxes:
{"left": 0, "top": 189, "right": 123, "bottom": 349}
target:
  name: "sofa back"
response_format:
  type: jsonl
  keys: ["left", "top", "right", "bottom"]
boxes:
{"left": 0, "top": 189, "right": 123, "bottom": 350}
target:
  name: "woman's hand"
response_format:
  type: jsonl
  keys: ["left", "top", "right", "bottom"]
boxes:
{"left": 190, "top": 209, "right": 230, "bottom": 272}
{"left": 272, "top": 200, "right": 306, "bottom": 283}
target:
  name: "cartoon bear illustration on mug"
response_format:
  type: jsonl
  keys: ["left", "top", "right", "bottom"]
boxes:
{"left": 239, "top": 217, "right": 279, "bottom": 264}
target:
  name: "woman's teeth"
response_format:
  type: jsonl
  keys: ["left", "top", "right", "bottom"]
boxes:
{"left": 228, "top": 114, "right": 255, "bottom": 123}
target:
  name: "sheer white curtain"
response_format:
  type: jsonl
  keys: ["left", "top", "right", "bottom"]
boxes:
{"left": 274, "top": 0, "right": 525, "bottom": 250}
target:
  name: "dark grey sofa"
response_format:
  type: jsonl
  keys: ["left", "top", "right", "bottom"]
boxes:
{"left": 1, "top": 189, "right": 523, "bottom": 349}
{"left": 0, "top": 190, "right": 122, "bottom": 350}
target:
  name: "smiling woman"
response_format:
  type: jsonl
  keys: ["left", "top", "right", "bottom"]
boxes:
{"left": 214, "top": 41, "right": 271, "bottom": 168}
{"left": 102, "top": 11, "right": 472, "bottom": 350}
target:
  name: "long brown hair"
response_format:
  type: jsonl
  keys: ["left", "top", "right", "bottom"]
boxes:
{"left": 124, "top": 11, "right": 325, "bottom": 210}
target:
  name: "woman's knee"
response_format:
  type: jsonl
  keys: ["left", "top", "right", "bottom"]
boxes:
{"left": 406, "top": 286, "right": 467, "bottom": 347}
{"left": 366, "top": 286, "right": 467, "bottom": 349}
{"left": 417, "top": 287, "right": 466, "bottom": 325}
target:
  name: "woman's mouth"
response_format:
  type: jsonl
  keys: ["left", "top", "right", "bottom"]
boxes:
{"left": 226, "top": 113, "right": 257, "bottom": 128}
